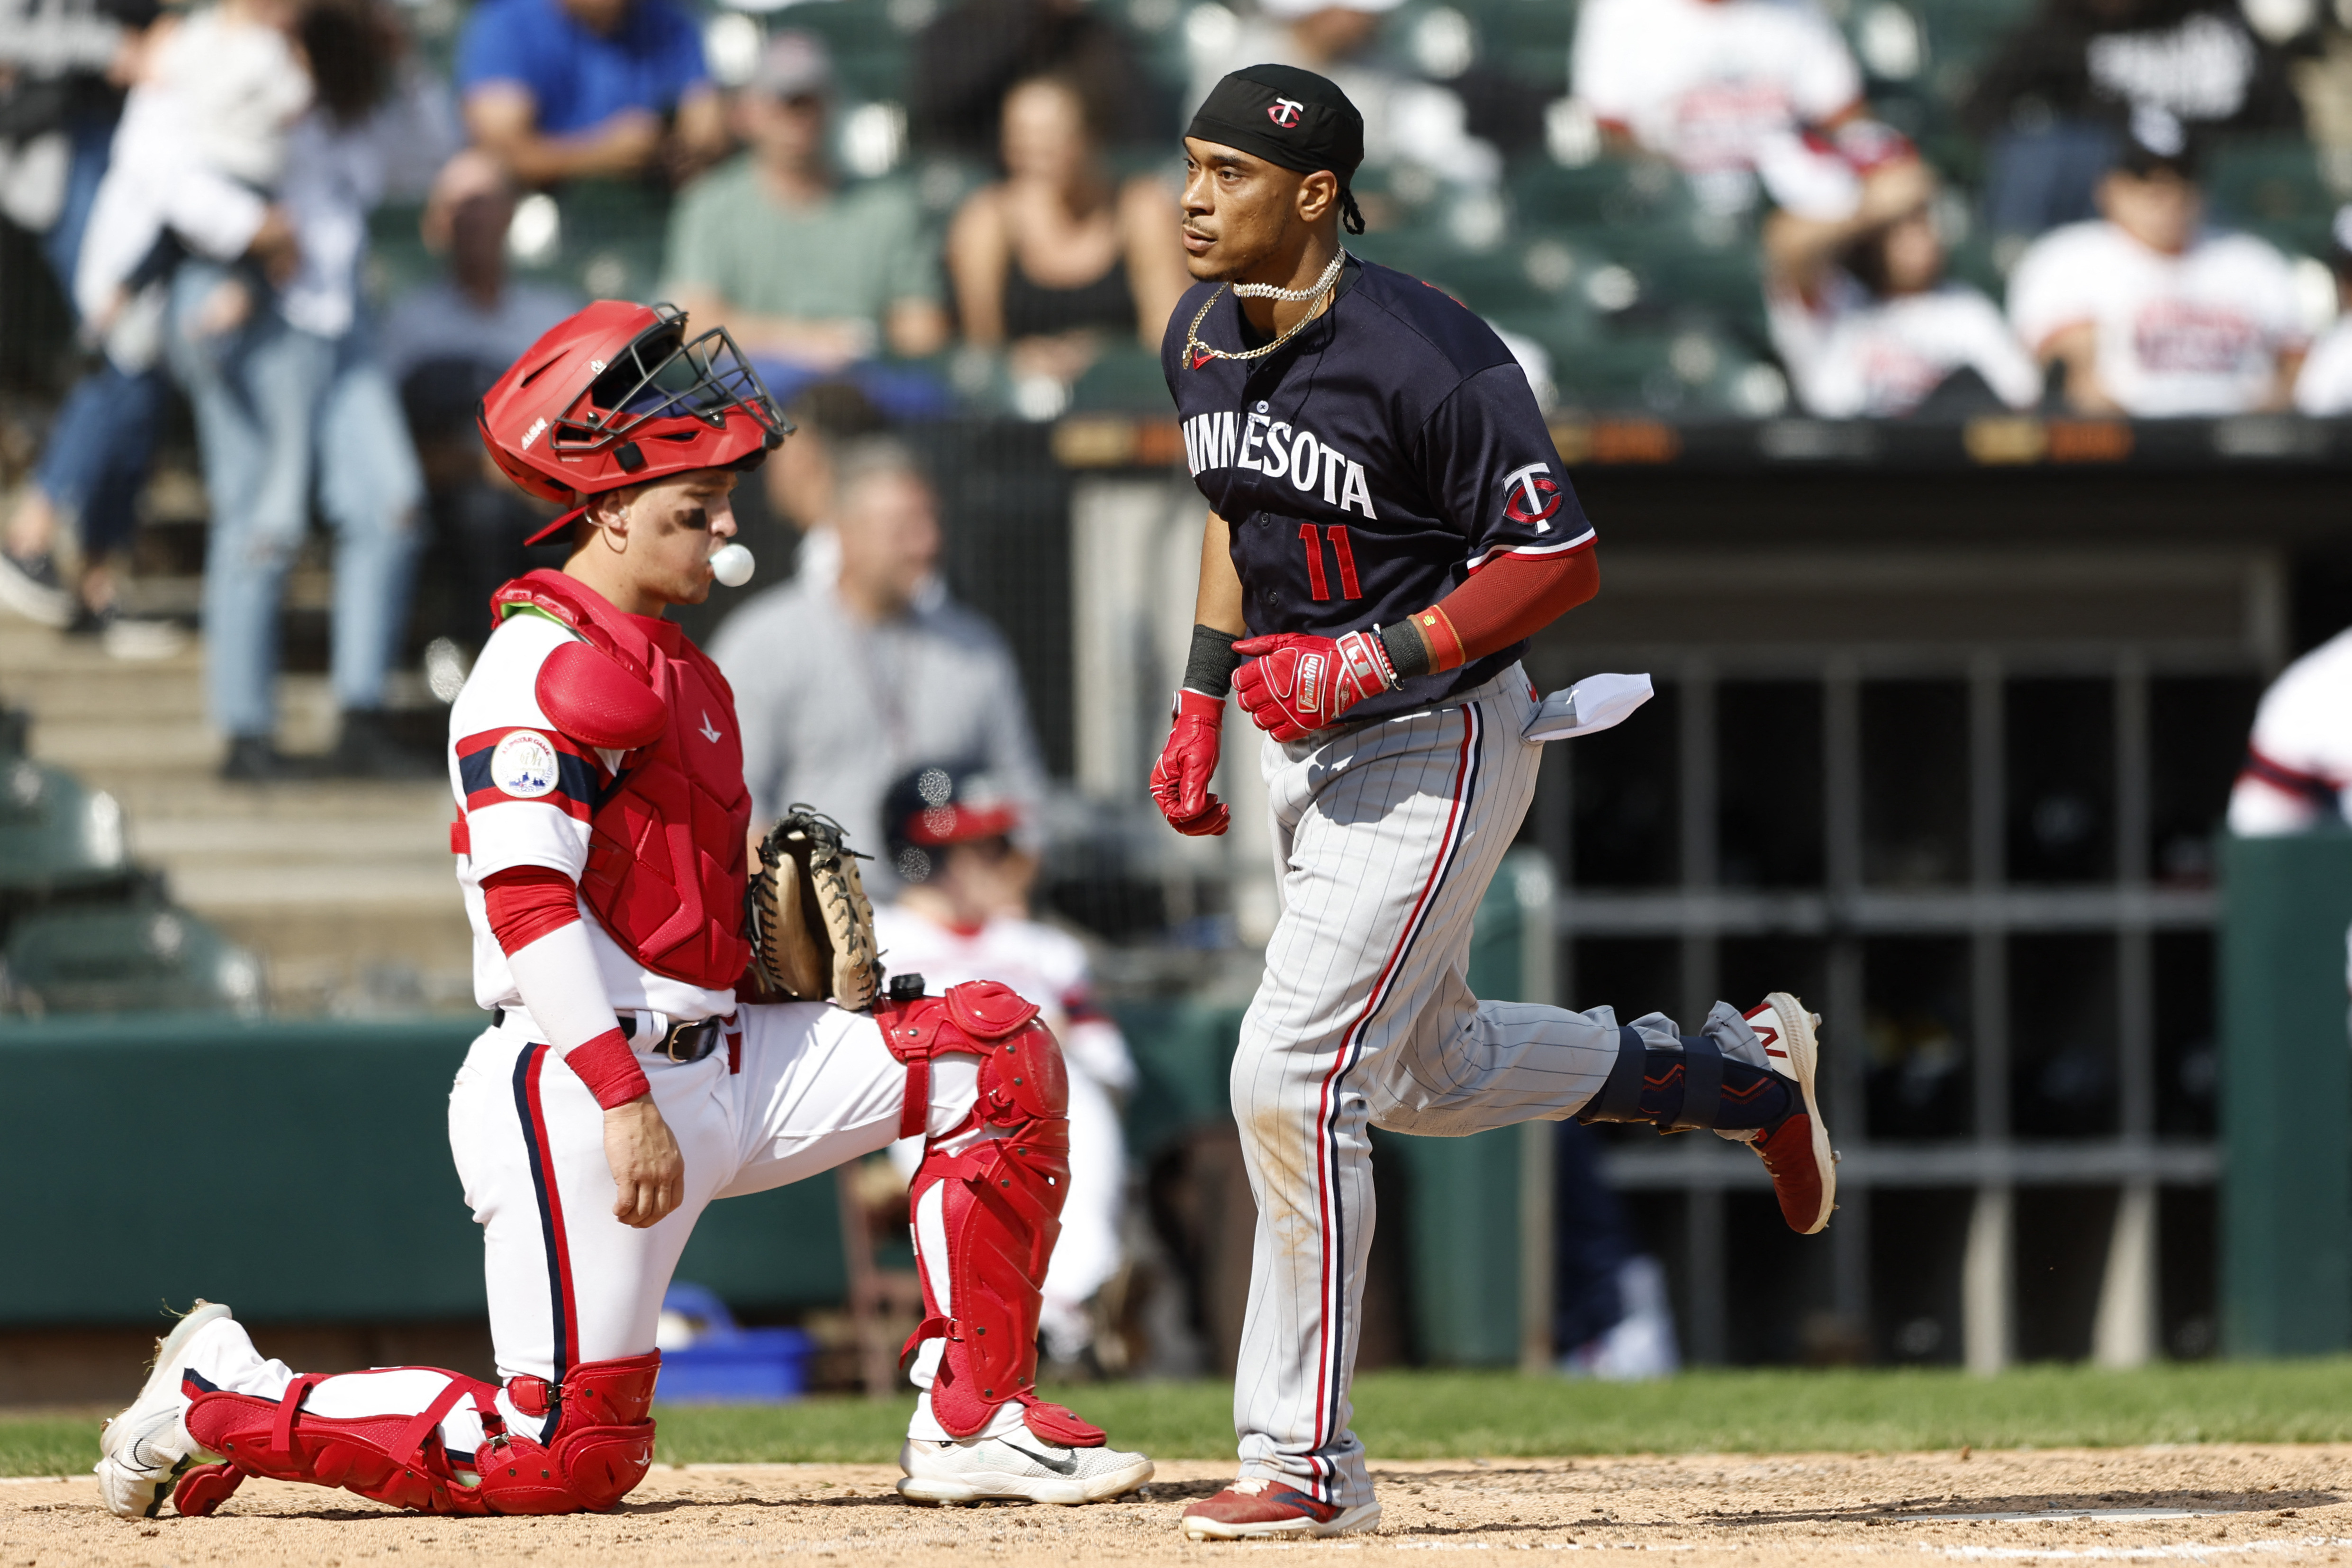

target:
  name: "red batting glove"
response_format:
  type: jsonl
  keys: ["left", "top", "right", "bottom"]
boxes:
{"left": 1232, "top": 630, "right": 1396, "bottom": 742}
{"left": 1150, "top": 688, "right": 1230, "bottom": 836}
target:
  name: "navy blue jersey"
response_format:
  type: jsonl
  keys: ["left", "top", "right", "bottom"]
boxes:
{"left": 1161, "top": 257, "right": 1594, "bottom": 722}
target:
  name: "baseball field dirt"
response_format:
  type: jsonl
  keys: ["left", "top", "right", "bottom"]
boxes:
{"left": 7, "top": 1444, "right": 2351, "bottom": 1566}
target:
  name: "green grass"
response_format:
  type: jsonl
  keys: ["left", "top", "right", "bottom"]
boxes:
{"left": 18, "top": 1362, "right": 2352, "bottom": 1477}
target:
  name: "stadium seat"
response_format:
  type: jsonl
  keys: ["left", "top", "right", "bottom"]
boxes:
{"left": 0, "top": 902, "right": 263, "bottom": 1017}
{"left": 0, "top": 757, "right": 132, "bottom": 898}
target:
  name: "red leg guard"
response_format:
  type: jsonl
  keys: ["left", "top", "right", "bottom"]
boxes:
{"left": 879, "top": 981, "right": 1106, "bottom": 1448}
{"left": 177, "top": 1353, "right": 660, "bottom": 1517}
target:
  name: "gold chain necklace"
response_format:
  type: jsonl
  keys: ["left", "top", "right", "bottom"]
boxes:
{"left": 1185, "top": 249, "right": 1348, "bottom": 370}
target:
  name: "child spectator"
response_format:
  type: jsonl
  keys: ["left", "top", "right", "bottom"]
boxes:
{"left": 2007, "top": 113, "right": 2308, "bottom": 416}
{"left": 1765, "top": 156, "right": 2041, "bottom": 418}
{"left": 946, "top": 75, "right": 1186, "bottom": 401}
{"left": 872, "top": 760, "right": 1137, "bottom": 1371}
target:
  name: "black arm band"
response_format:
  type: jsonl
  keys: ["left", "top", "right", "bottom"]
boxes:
{"left": 1380, "top": 620, "right": 1431, "bottom": 680}
{"left": 1184, "top": 624, "right": 1242, "bottom": 698}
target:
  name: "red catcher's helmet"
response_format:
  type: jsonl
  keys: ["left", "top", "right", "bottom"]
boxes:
{"left": 476, "top": 300, "right": 791, "bottom": 544}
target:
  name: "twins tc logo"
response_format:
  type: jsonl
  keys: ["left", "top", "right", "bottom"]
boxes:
{"left": 1502, "top": 462, "right": 1563, "bottom": 532}
{"left": 1267, "top": 97, "right": 1305, "bottom": 128}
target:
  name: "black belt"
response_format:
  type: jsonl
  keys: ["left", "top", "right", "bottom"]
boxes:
{"left": 500, "top": 1009, "right": 724, "bottom": 1064}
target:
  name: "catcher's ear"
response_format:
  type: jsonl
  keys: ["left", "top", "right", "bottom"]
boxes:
{"left": 537, "top": 642, "right": 666, "bottom": 749}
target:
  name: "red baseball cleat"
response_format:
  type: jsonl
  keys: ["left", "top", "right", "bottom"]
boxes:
{"left": 1179, "top": 1478, "right": 1382, "bottom": 1540}
{"left": 1739, "top": 993, "right": 1836, "bottom": 1235}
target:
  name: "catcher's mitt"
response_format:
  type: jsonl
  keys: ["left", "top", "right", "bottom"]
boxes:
{"left": 747, "top": 806, "right": 882, "bottom": 1008}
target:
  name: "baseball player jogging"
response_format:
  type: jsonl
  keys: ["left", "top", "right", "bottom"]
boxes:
{"left": 92, "top": 302, "right": 1150, "bottom": 1522}
{"left": 1150, "top": 67, "right": 1836, "bottom": 1541}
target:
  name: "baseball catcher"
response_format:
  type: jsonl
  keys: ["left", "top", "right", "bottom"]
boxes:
{"left": 92, "top": 301, "right": 1150, "bottom": 1519}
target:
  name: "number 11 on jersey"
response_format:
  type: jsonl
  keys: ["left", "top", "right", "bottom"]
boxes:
{"left": 1297, "top": 524, "right": 1362, "bottom": 602}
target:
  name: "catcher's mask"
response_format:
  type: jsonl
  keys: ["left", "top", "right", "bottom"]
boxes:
{"left": 476, "top": 300, "right": 792, "bottom": 544}
{"left": 882, "top": 761, "right": 1023, "bottom": 886}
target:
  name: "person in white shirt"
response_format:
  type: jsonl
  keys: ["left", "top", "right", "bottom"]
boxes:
{"left": 2007, "top": 116, "right": 2307, "bottom": 417}
{"left": 1185, "top": 0, "right": 1499, "bottom": 190}
{"left": 870, "top": 760, "right": 1138, "bottom": 1369}
{"left": 1571, "top": 0, "right": 1865, "bottom": 214}
{"left": 1765, "top": 154, "right": 2041, "bottom": 418}
{"left": 2227, "top": 628, "right": 2352, "bottom": 835}
{"left": 2293, "top": 205, "right": 2352, "bottom": 416}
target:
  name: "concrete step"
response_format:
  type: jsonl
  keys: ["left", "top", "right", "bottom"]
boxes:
{"left": 0, "top": 614, "right": 475, "bottom": 1016}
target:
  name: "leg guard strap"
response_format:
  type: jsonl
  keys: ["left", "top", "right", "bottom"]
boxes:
{"left": 1666, "top": 1034, "right": 1723, "bottom": 1133}
{"left": 1577, "top": 1031, "right": 1777, "bottom": 1134}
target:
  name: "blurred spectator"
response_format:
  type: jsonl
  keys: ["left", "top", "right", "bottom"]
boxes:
{"left": 1966, "top": 0, "right": 2304, "bottom": 244}
{"left": 661, "top": 32, "right": 947, "bottom": 400}
{"left": 4, "top": 0, "right": 309, "bottom": 652}
{"left": 455, "top": 0, "right": 722, "bottom": 189}
{"left": 1551, "top": 1122, "right": 1677, "bottom": 1380}
{"left": 946, "top": 75, "right": 1186, "bottom": 400}
{"left": 711, "top": 438, "right": 1046, "bottom": 890}
{"left": 763, "top": 380, "right": 888, "bottom": 584}
{"left": 380, "top": 150, "right": 581, "bottom": 651}
{"left": 166, "top": 0, "right": 452, "bottom": 780}
{"left": 0, "top": 0, "right": 175, "bottom": 647}
{"left": 1188, "top": 0, "right": 1499, "bottom": 189}
{"left": 910, "top": 0, "right": 1167, "bottom": 155}
{"left": 2008, "top": 118, "right": 2307, "bottom": 415}
{"left": 1765, "top": 157, "right": 2041, "bottom": 418}
{"left": 2227, "top": 624, "right": 2352, "bottom": 833}
{"left": 872, "top": 760, "right": 1136, "bottom": 1370}
{"left": 1570, "top": 0, "right": 1864, "bottom": 214}
{"left": 2294, "top": 204, "right": 2352, "bottom": 413}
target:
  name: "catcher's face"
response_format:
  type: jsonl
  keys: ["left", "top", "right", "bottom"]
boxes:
{"left": 571, "top": 468, "right": 741, "bottom": 615}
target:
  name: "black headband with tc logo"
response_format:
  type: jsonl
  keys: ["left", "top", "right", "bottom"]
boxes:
{"left": 1186, "top": 64, "right": 1367, "bottom": 233}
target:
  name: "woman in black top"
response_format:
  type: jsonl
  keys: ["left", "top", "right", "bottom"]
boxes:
{"left": 947, "top": 73, "right": 1188, "bottom": 395}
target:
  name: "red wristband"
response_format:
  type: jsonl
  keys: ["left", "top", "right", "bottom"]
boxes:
{"left": 564, "top": 1026, "right": 650, "bottom": 1110}
{"left": 1409, "top": 606, "right": 1465, "bottom": 671}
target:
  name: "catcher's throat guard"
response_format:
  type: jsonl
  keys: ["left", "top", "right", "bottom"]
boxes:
{"left": 748, "top": 806, "right": 882, "bottom": 1008}
{"left": 172, "top": 1353, "right": 661, "bottom": 1517}
{"left": 881, "top": 979, "right": 1104, "bottom": 1449}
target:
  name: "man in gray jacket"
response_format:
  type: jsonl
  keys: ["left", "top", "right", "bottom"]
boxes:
{"left": 712, "top": 438, "right": 1047, "bottom": 892}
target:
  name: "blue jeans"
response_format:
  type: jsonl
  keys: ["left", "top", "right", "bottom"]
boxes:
{"left": 167, "top": 261, "right": 425, "bottom": 739}
{"left": 30, "top": 110, "right": 164, "bottom": 564}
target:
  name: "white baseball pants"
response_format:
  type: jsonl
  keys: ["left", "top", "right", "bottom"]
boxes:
{"left": 165, "top": 1001, "right": 1020, "bottom": 1455}
{"left": 1229, "top": 664, "right": 1767, "bottom": 1506}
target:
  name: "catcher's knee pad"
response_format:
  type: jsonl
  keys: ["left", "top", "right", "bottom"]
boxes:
{"left": 173, "top": 1353, "right": 660, "bottom": 1518}
{"left": 1574, "top": 1026, "right": 1791, "bottom": 1134}
{"left": 877, "top": 981, "right": 1103, "bottom": 1448}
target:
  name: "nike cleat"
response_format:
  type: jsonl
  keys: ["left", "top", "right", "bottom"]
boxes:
{"left": 1740, "top": 993, "right": 1836, "bottom": 1235}
{"left": 1181, "top": 1477, "right": 1382, "bottom": 1540}
{"left": 896, "top": 1432, "right": 1152, "bottom": 1505}
{"left": 94, "top": 1300, "right": 233, "bottom": 1517}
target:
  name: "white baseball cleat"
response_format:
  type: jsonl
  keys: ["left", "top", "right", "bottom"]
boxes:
{"left": 1739, "top": 993, "right": 1836, "bottom": 1234}
{"left": 93, "top": 1300, "right": 233, "bottom": 1518}
{"left": 896, "top": 1432, "right": 1153, "bottom": 1505}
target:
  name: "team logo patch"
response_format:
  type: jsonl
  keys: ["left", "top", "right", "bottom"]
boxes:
{"left": 490, "top": 729, "right": 561, "bottom": 799}
{"left": 1502, "top": 462, "right": 1563, "bottom": 530}
{"left": 1267, "top": 97, "right": 1304, "bottom": 128}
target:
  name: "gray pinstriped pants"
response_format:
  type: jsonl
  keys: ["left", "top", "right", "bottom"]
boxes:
{"left": 1228, "top": 663, "right": 1767, "bottom": 1506}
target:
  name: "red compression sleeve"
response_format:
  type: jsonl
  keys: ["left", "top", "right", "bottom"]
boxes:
{"left": 482, "top": 864, "right": 582, "bottom": 954}
{"left": 1411, "top": 549, "right": 1597, "bottom": 672}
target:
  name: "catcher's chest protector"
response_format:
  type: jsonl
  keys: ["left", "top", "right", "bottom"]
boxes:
{"left": 172, "top": 1352, "right": 661, "bottom": 1518}
{"left": 490, "top": 571, "right": 751, "bottom": 990}
{"left": 881, "top": 981, "right": 1106, "bottom": 1449}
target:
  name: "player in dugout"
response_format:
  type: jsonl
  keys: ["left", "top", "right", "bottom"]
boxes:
{"left": 90, "top": 301, "right": 1152, "bottom": 1521}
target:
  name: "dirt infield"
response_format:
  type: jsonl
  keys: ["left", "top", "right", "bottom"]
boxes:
{"left": 6, "top": 1445, "right": 2350, "bottom": 1566}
